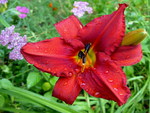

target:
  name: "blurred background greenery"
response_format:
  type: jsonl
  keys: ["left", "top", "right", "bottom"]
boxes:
{"left": 0, "top": 0, "right": 149, "bottom": 113}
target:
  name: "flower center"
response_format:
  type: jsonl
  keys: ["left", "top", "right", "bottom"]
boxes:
{"left": 75, "top": 43, "right": 96, "bottom": 72}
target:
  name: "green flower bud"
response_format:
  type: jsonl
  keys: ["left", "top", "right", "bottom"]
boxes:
{"left": 121, "top": 29, "right": 148, "bottom": 46}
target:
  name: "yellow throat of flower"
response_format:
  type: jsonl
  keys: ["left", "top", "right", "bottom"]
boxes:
{"left": 74, "top": 43, "right": 96, "bottom": 72}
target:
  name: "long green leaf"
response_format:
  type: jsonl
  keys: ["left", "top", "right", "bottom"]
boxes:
{"left": 0, "top": 87, "right": 79, "bottom": 113}
{"left": 0, "top": 107, "right": 37, "bottom": 113}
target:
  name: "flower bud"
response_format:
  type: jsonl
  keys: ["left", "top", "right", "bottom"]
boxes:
{"left": 121, "top": 29, "right": 148, "bottom": 46}
{"left": 42, "top": 82, "right": 52, "bottom": 91}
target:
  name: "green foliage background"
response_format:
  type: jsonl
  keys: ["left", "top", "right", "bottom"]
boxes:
{"left": 0, "top": 0, "right": 150, "bottom": 113}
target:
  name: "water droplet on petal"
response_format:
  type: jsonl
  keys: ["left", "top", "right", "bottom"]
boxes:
{"left": 75, "top": 68, "right": 80, "bottom": 73}
{"left": 116, "top": 70, "right": 120, "bottom": 73}
{"left": 93, "top": 68, "right": 96, "bottom": 70}
{"left": 63, "top": 82, "right": 68, "bottom": 86}
{"left": 114, "top": 88, "right": 118, "bottom": 91}
{"left": 126, "top": 55, "right": 130, "bottom": 58}
{"left": 48, "top": 68, "right": 51, "bottom": 71}
{"left": 86, "top": 88, "right": 89, "bottom": 92}
{"left": 68, "top": 72, "right": 73, "bottom": 76}
{"left": 105, "top": 70, "right": 109, "bottom": 74}
{"left": 81, "top": 83, "right": 86, "bottom": 86}
{"left": 60, "top": 37, "right": 63, "bottom": 39}
{"left": 44, "top": 50, "right": 48, "bottom": 53}
{"left": 64, "top": 68, "right": 67, "bottom": 71}
{"left": 108, "top": 79, "right": 113, "bottom": 83}
{"left": 119, "top": 93, "right": 124, "bottom": 96}
{"left": 94, "top": 92, "right": 100, "bottom": 96}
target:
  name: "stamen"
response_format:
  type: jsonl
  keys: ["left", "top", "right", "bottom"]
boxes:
{"left": 78, "top": 43, "right": 92, "bottom": 65}
{"left": 78, "top": 51, "right": 85, "bottom": 58}
{"left": 82, "top": 56, "right": 86, "bottom": 63}
{"left": 84, "top": 43, "right": 91, "bottom": 54}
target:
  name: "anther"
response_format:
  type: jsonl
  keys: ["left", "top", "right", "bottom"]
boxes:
{"left": 82, "top": 56, "right": 86, "bottom": 63}
{"left": 78, "top": 51, "right": 85, "bottom": 58}
{"left": 84, "top": 43, "right": 91, "bottom": 54}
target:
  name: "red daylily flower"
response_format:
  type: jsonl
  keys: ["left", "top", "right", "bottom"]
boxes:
{"left": 21, "top": 4, "right": 142, "bottom": 106}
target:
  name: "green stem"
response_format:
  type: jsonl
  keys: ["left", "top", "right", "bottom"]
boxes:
{"left": 98, "top": 98, "right": 105, "bottom": 113}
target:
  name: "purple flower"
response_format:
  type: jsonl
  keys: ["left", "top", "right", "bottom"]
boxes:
{"left": 16, "top": 6, "right": 30, "bottom": 13}
{"left": 18, "top": 14, "right": 27, "bottom": 19}
{"left": 0, "top": 0, "right": 8, "bottom": 4}
{"left": 0, "top": 25, "right": 15, "bottom": 46}
{"left": 71, "top": 1, "right": 93, "bottom": 17}
{"left": 0, "top": 25, "right": 27, "bottom": 60}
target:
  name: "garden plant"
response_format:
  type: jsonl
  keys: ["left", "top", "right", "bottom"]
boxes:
{"left": 0, "top": 0, "right": 149, "bottom": 113}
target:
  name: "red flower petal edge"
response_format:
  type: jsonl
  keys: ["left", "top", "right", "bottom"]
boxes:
{"left": 55, "top": 15, "right": 83, "bottom": 39}
{"left": 21, "top": 37, "right": 83, "bottom": 77}
{"left": 52, "top": 75, "right": 81, "bottom": 104}
{"left": 78, "top": 4, "right": 128, "bottom": 55}
{"left": 111, "top": 44, "right": 142, "bottom": 66}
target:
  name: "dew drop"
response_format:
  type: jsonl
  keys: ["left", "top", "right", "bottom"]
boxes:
{"left": 126, "top": 55, "right": 130, "bottom": 58}
{"left": 108, "top": 79, "right": 113, "bottom": 83}
{"left": 94, "top": 92, "right": 100, "bottom": 96}
{"left": 113, "top": 88, "right": 118, "bottom": 91}
{"left": 44, "top": 50, "right": 48, "bottom": 53}
{"left": 93, "top": 68, "right": 96, "bottom": 70}
{"left": 60, "top": 37, "right": 63, "bottom": 39}
{"left": 68, "top": 72, "right": 73, "bottom": 76}
{"left": 116, "top": 70, "right": 120, "bottom": 73}
{"left": 64, "top": 68, "right": 67, "bottom": 71}
{"left": 81, "top": 83, "right": 86, "bottom": 86}
{"left": 75, "top": 68, "right": 80, "bottom": 73}
{"left": 119, "top": 93, "right": 124, "bottom": 96}
{"left": 63, "top": 82, "right": 68, "bottom": 86}
{"left": 48, "top": 68, "right": 51, "bottom": 71}
{"left": 79, "top": 25, "right": 82, "bottom": 28}
{"left": 36, "top": 46, "right": 40, "bottom": 49}
{"left": 105, "top": 70, "right": 109, "bottom": 74}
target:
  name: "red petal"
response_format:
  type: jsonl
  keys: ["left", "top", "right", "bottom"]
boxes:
{"left": 21, "top": 37, "right": 83, "bottom": 77}
{"left": 52, "top": 75, "right": 81, "bottom": 104}
{"left": 79, "top": 4, "right": 128, "bottom": 55}
{"left": 78, "top": 52, "right": 130, "bottom": 106}
{"left": 111, "top": 44, "right": 142, "bottom": 66}
{"left": 55, "top": 15, "right": 83, "bottom": 39}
